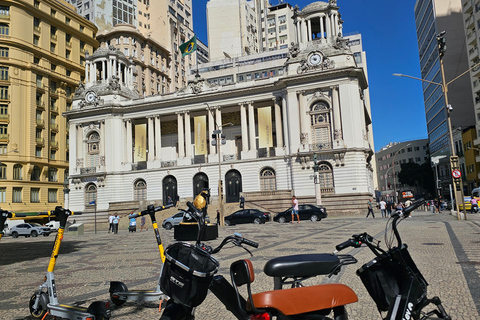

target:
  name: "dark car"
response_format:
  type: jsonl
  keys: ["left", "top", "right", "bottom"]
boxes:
{"left": 10, "top": 223, "right": 51, "bottom": 238}
{"left": 224, "top": 209, "right": 269, "bottom": 226}
{"left": 274, "top": 204, "right": 327, "bottom": 223}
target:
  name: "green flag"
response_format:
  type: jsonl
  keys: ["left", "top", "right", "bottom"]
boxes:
{"left": 179, "top": 35, "right": 197, "bottom": 57}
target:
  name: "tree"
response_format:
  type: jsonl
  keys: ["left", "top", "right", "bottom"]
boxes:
{"left": 398, "top": 160, "right": 435, "bottom": 197}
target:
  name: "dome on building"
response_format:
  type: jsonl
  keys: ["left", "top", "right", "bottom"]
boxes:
{"left": 301, "top": 1, "right": 329, "bottom": 15}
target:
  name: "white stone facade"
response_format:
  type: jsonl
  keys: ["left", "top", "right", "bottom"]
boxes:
{"left": 65, "top": 1, "right": 375, "bottom": 212}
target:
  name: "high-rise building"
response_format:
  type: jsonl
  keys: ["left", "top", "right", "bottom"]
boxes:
{"left": 0, "top": 0, "right": 97, "bottom": 211}
{"left": 414, "top": 0, "right": 475, "bottom": 197}
{"left": 66, "top": 0, "right": 195, "bottom": 94}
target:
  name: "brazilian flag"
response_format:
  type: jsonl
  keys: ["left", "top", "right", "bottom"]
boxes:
{"left": 179, "top": 35, "right": 197, "bottom": 57}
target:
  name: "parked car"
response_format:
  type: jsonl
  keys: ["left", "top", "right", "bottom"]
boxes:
{"left": 274, "top": 204, "right": 327, "bottom": 223}
{"left": 10, "top": 223, "right": 51, "bottom": 238}
{"left": 162, "top": 211, "right": 187, "bottom": 230}
{"left": 224, "top": 209, "right": 270, "bottom": 226}
{"left": 45, "top": 221, "right": 60, "bottom": 231}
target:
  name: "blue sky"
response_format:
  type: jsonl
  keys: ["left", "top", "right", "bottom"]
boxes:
{"left": 192, "top": 0, "right": 427, "bottom": 152}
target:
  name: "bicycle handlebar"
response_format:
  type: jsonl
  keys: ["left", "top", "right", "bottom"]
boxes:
{"left": 129, "top": 204, "right": 174, "bottom": 219}
{"left": 210, "top": 233, "right": 259, "bottom": 255}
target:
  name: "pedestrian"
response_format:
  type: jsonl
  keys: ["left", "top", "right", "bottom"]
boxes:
{"left": 174, "top": 194, "right": 180, "bottom": 207}
{"left": 386, "top": 201, "right": 393, "bottom": 217}
{"left": 291, "top": 196, "right": 300, "bottom": 223}
{"left": 366, "top": 198, "right": 375, "bottom": 218}
{"left": 167, "top": 196, "right": 173, "bottom": 206}
{"left": 379, "top": 198, "right": 387, "bottom": 218}
{"left": 129, "top": 214, "right": 136, "bottom": 232}
{"left": 140, "top": 215, "right": 148, "bottom": 231}
{"left": 216, "top": 210, "right": 220, "bottom": 225}
{"left": 470, "top": 197, "right": 478, "bottom": 213}
{"left": 396, "top": 202, "right": 404, "bottom": 212}
{"left": 112, "top": 213, "right": 120, "bottom": 234}
{"left": 239, "top": 195, "right": 245, "bottom": 209}
{"left": 108, "top": 213, "right": 114, "bottom": 233}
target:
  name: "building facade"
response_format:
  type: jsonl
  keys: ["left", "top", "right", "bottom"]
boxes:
{"left": 65, "top": 0, "right": 375, "bottom": 216}
{"left": 376, "top": 140, "right": 430, "bottom": 201}
{"left": 462, "top": 126, "right": 480, "bottom": 193}
{"left": 414, "top": 0, "right": 475, "bottom": 198}
{"left": 0, "top": 0, "right": 97, "bottom": 212}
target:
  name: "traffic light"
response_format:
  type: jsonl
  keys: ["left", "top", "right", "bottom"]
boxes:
{"left": 437, "top": 31, "right": 446, "bottom": 58}
{"left": 221, "top": 133, "right": 226, "bottom": 145}
{"left": 211, "top": 133, "right": 217, "bottom": 146}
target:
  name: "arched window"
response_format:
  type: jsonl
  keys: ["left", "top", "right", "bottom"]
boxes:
{"left": 85, "top": 183, "right": 97, "bottom": 206}
{"left": 317, "top": 162, "right": 334, "bottom": 193}
{"left": 134, "top": 179, "right": 147, "bottom": 201}
{"left": 31, "top": 165, "right": 41, "bottom": 181}
{"left": 310, "top": 101, "right": 332, "bottom": 150}
{"left": 13, "top": 164, "right": 22, "bottom": 180}
{"left": 0, "top": 163, "right": 6, "bottom": 179}
{"left": 87, "top": 131, "right": 100, "bottom": 168}
{"left": 260, "top": 167, "right": 276, "bottom": 191}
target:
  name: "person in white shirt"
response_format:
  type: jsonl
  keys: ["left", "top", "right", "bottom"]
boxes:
{"left": 379, "top": 199, "right": 387, "bottom": 218}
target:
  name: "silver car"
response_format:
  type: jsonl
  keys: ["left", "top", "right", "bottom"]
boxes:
{"left": 10, "top": 223, "right": 51, "bottom": 238}
{"left": 162, "top": 211, "right": 187, "bottom": 230}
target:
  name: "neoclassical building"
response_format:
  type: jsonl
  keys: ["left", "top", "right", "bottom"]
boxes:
{"left": 65, "top": 0, "right": 375, "bottom": 215}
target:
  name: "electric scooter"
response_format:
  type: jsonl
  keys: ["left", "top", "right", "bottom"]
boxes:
{"left": 29, "top": 206, "right": 111, "bottom": 320}
{"left": 109, "top": 203, "right": 174, "bottom": 306}
{"left": 0, "top": 209, "right": 25, "bottom": 242}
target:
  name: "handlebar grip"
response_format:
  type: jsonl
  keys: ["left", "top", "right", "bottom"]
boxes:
{"left": 159, "top": 204, "right": 174, "bottom": 210}
{"left": 242, "top": 238, "right": 259, "bottom": 248}
{"left": 335, "top": 239, "right": 356, "bottom": 251}
{"left": 403, "top": 198, "right": 425, "bottom": 216}
{"left": 129, "top": 213, "right": 141, "bottom": 219}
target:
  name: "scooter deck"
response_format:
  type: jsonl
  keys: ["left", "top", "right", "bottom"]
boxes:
{"left": 48, "top": 303, "right": 91, "bottom": 318}
{"left": 115, "top": 290, "right": 167, "bottom": 301}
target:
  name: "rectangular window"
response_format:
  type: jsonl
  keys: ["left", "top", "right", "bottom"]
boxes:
{"left": 0, "top": 163, "right": 5, "bottom": 179}
{"left": 33, "top": 35, "right": 39, "bottom": 46}
{"left": 0, "top": 187, "right": 5, "bottom": 202}
{"left": 0, "top": 47, "right": 8, "bottom": 57}
{"left": 0, "top": 23, "right": 9, "bottom": 36}
{"left": 35, "top": 147, "right": 42, "bottom": 157}
{"left": 12, "top": 187, "right": 22, "bottom": 203}
{"left": 0, "top": 104, "right": 7, "bottom": 117}
{"left": 50, "top": 42, "right": 56, "bottom": 53}
{"left": 48, "top": 189, "right": 57, "bottom": 203}
{"left": 0, "top": 66, "right": 7, "bottom": 80}
{"left": 31, "top": 188, "right": 40, "bottom": 203}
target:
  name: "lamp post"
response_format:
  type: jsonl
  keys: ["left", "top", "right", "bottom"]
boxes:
{"left": 392, "top": 143, "right": 411, "bottom": 203}
{"left": 63, "top": 176, "right": 70, "bottom": 209}
{"left": 312, "top": 154, "right": 322, "bottom": 205}
{"left": 393, "top": 32, "right": 475, "bottom": 219}
{"left": 385, "top": 166, "right": 393, "bottom": 201}
{"left": 211, "top": 122, "right": 233, "bottom": 226}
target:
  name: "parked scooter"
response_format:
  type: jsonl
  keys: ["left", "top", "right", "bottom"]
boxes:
{"left": 159, "top": 199, "right": 451, "bottom": 320}
{"left": 0, "top": 209, "right": 25, "bottom": 242}
{"left": 29, "top": 207, "right": 111, "bottom": 320}
{"left": 109, "top": 203, "right": 173, "bottom": 306}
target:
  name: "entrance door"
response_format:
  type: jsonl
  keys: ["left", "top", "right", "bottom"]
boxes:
{"left": 225, "top": 170, "right": 242, "bottom": 203}
{"left": 193, "top": 172, "right": 209, "bottom": 198}
{"left": 163, "top": 175, "right": 177, "bottom": 205}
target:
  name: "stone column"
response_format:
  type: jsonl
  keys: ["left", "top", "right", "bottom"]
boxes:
{"left": 307, "top": 19, "right": 312, "bottom": 41}
{"left": 274, "top": 97, "right": 284, "bottom": 152}
{"left": 320, "top": 15, "right": 325, "bottom": 42}
{"left": 240, "top": 103, "right": 248, "bottom": 152}
{"left": 248, "top": 102, "right": 256, "bottom": 152}
{"left": 126, "top": 120, "right": 133, "bottom": 163}
{"left": 296, "top": 19, "right": 302, "bottom": 46}
{"left": 155, "top": 116, "right": 161, "bottom": 160}
{"left": 215, "top": 107, "right": 222, "bottom": 132}
{"left": 333, "top": 13, "right": 338, "bottom": 36}
{"left": 331, "top": 86, "right": 343, "bottom": 144}
{"left": 177, "top": 112, "right": 185, "bottom": 158}
{"left": 185, "top": 111, "right": 191, "bottom": 157}
{"left": 325, "top": 14, "right": 331, "bottom": 43}
{"left": 148, "top": 117, "right": 154, "bottom": 161}
{"left": 208, "top": 107, "right": 215, "bottom": 155}
{"left": 298, "top": 91, "right": 311, "bottom": 147}
{"left": 302, "top": 19, "right": 308, "bottom": 47}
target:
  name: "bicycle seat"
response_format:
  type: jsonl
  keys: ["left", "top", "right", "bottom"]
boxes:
{"left": 264, "top": 254, "right": 340, "bottom": 278}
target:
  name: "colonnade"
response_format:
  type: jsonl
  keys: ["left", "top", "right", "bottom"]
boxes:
{"left": 295, "top": 10, "right": 341, "bottom": 48}
{"left": 85, "top": 56, "right": 135, "bottom": 88}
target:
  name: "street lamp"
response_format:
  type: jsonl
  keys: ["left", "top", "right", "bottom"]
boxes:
{"left": 211, "top": 122, "right": 233, "bottom": 226}
{"left": 392, "top": 143, "right": 411, "bottom": 203}
{"left": 312, "top": 154, "right": 322, "bottom": 205}
{"left": 393, "top": 31, "right": 476, "bottom": 219}
{"left": 385, "top": 166, "right": 393, "bottom": 201}
{"left": 63, "top": 176, "right": 70, "bottom": 209}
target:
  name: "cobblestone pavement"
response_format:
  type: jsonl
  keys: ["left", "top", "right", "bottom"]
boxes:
{"left": 1, "top": 209, "right": 479, "bottom": 320}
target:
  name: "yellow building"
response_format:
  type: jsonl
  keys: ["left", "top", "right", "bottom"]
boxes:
{"left": 463, "top": 126, "right": 480, "bottom": 193}
{"left": 0, "top": 0, "right": 97, "bottom": 212}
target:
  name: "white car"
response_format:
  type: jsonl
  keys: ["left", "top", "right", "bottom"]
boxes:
{"left": 10, "top": 223, "right": 51, "bottom": 238}
{"left": 45, "top": 221, "right": 60, "bottom": 231}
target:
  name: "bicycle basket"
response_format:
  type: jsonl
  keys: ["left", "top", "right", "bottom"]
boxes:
{"left": 356, "top": 245, "right": 428, "bottom": 312}
{"left": 160, "top": 242, "right": 219, "bottom": 307}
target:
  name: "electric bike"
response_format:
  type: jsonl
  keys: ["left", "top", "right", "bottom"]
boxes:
{"left": 158, "top": 199, "right": 451, "bottom": 320}
{"left": 109, "top": 203, "right": 173, "bottom": 306}
{"left": 29, "top": 206, "right": 111, "bottom": 320}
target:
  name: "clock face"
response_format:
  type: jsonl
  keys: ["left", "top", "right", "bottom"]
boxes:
{"left": 85, "top": 91, "right": 96, "bottom": 103}
{"left": 308, "top": 53, "right": 323, "bottom": 66}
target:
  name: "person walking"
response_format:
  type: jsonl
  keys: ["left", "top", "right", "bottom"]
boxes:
{"left": 108, "top": 213, "right": 114, "bottom": 233}
{"left": 140, "top": 215, "right": 148, "bottom": 231}
{"left": 291, "top": 196, "right": 300, "bottom": 223}
{"left": 112, "top": 213, "right": 120, "bottom": 234}
{"left": 379, "top": 199, "right": 387, "bottom": 218}
{"left": 366, "top": 198, "right": 375, "bottom": 218}
{"left": 216, "top": 210, "right": 220, "bottom": 225}
{"left": 386, "top": 201, "right": 393, "bottom": 217}
{"left": 167, "top": 196, "right": 173, "bottom": 206}
{"left": 129, "top": 214, "right": 136, "bottom": 232}
{"left": 174, "top": 194, "right": 180, "bottom": 208}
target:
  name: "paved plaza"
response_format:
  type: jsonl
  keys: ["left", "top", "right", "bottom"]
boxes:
{"left": 1, "top": 209, "right": 480, "bottom": 320}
